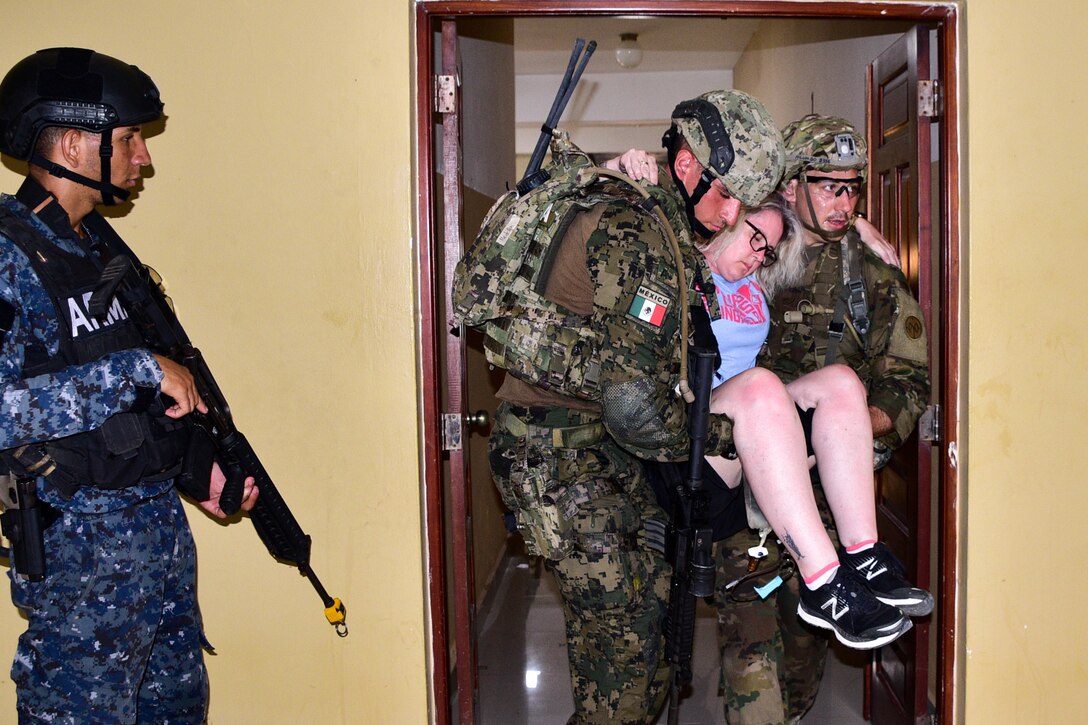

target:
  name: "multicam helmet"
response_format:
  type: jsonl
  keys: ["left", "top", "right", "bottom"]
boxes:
{"left": 665, "top": 90, "right": 785, "bottom": 208}
{"left": 781, "top": 114, "right": 867, "bottom": 182}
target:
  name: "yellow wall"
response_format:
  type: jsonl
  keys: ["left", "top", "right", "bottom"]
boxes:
{"left": 0, "top": 2, "right": 427, "bottom": 722}
{"left": 964, "top": 0, "right": 1088, "bottom": 721}
{"left": 3, "top": 1, "right": 1088, "bottom": 723}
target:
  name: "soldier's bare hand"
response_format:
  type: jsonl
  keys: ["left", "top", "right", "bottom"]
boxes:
{"left": 153, "top": 354, "right": 207, "bottom": 418}
{"left": 603, "top": 149, "right": 659, "bottom": 184}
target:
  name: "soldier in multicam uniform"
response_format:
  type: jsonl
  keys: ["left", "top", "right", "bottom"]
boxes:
{"left": 485, "top": 90, "right": 786, "bottom": 724}
{"left": 715, "top": 114, "right": 932, "bottom": 724}
{"left": 0, "top": 48, "right": 257, "bottom": 722}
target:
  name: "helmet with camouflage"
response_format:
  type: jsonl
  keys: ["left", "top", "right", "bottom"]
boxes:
{"left": 781, "top": 114, "right": 867, "bottom": 182}
{"left": 664, "top": 89, "right": 785, "bottom": 208}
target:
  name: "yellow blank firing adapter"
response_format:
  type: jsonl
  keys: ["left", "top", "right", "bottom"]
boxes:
{"left": 325, "top": 597, "right": 348, "bottom": 637}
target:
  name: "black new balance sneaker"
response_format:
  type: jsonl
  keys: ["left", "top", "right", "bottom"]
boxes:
{"left": 797, "top": 566, "right": 912, "bottom": 650}
{"left": 840, "top": 542, "right": 934, "bottom": 617}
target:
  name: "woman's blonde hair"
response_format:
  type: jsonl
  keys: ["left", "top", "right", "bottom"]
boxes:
{"left": 753, "top": 193, "right": 806, "bottom": 301}
{"left": 695, "top": 193, "right": 805, "bottom": 301}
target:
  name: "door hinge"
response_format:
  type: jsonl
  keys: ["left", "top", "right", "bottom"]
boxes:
{"left": 435, "top": 74, "right": 456, "bottom": 114}
{"left": 919, "top": 404, "right": 941, "bottom": 443}
{"left": 441, "top": 412, "right": 463, "bottom": 451}
{"left": 918, "top": 80, "right": 941, "bottom": 119}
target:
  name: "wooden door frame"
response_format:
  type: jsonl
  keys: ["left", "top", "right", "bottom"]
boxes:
{"left": 413, "top": 3, "right": 963, "bottom": 723}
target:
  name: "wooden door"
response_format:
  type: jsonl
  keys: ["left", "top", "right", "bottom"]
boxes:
{"left": 866, "top": 25, "right": 936, "bottom": 725}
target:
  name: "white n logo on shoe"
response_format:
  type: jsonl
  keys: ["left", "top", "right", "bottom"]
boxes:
{"left": 857, "top": 558, "right": 887, "bottom": 581}
{"left": 821, "top": 597, "right": 849, "bottom": 621}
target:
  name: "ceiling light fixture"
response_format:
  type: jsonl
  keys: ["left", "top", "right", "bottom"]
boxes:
{"left": 615, "top": 33, "right": 643, "bottom": 69}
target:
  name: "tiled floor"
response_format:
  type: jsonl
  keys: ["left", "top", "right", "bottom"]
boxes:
{"left": 474, "top": 546, "right": 868, "bottom": 725}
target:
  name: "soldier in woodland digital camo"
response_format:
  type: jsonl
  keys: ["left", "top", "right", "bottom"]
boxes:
{"left": 0, "top": 48, "right": 257, "bottom": 722}
{"left": 483, "top": 90, "right": 787, "bottom": 724}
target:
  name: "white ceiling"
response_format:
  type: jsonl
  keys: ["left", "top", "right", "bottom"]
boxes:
{"left": 514, "top": 17, "right": 762, "bottom": 75}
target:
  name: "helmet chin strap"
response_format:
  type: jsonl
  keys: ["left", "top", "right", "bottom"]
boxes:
{"left": 798, "top": 172, "right": 847, "bottom": 244}
{"left": 28, "top": 131, "right": 130, "bottom": 206}
{"left": 666, "top": 140, "right": 718, "bottom": 241}
{"left": 678, "top": 169, "right": 719, "bottom": 240}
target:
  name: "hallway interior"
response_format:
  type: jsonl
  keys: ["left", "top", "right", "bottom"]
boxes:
{"left": 473, "top": 543, "right": 869, "bottom": 724}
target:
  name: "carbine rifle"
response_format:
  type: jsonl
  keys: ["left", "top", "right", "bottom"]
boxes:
{"left": 86, "top": 213, "right": 347, "bottom": 636}
{"left": 664, "top": 345, "right": 717, "bottom": 723}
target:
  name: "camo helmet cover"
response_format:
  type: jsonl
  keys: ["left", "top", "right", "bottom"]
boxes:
{"left": 670, "top": 90, "right": 785, "bottom": 207}
{"left": 781, "top": 113, "right": 868, "bottom": 182}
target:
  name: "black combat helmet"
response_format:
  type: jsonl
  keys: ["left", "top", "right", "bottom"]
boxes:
{"left": 0, "top": 47, "right": 163, "bottom": 204}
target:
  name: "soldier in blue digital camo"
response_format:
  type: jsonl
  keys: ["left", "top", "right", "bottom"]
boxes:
{"left": 713, "top": 114, "right": 932, "bottom": 724}
{"left": 482, "top": 90, "right": 786, "bottom": 724}
{"left": 0, "top": 48, "right": 258, "bottom": 723}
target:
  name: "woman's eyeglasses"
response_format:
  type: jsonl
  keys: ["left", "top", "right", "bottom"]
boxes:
{"left": 745, "top": 219, "right": 778, "bottom": 268}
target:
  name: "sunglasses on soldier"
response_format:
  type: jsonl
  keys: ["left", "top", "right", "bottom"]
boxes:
{"left": 804, "top": 174, "right": 864, "bottom": 201}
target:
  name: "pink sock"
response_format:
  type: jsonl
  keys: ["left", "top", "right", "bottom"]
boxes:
{"left": 845, "top": 539, "right": 876, "bottom": 554}
{"left": 803, "top": 560, "right": 839, "bottom": 589}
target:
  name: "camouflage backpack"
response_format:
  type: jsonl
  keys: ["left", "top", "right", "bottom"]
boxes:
{"left": 452, "top": 134, "right": 690, "bottom": 402}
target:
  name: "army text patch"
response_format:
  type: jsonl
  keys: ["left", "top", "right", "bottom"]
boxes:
{"left": 628, "top": 285, "right": 671, "bottom": 327}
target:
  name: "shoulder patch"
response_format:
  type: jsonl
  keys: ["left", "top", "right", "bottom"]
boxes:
{"left": 904, "top": 315, "right": 924, "bottom": 340}
{"left": 627, "top": 284, "right": 671, "bottom": 327}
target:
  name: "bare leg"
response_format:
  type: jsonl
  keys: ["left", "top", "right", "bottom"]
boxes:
{"left": 709, "top": 367, "right": 836, "bottom": 579}
{"left": 785, "top": 364, "right": 877, "bottom": 550}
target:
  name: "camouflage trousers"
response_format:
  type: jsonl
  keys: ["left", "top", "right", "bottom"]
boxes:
{"left": 714, "top": 482, "right": 837, "bottom": 725}
{"left": 489, "top": 402, "right": 671, "bottom": 725}
{"left": 9, "top": 489, "right": 208, "bottom": 724}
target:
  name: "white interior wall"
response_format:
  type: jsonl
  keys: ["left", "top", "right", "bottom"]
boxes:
{"left": 733, "top": 19, "right": 912, "bottom": 130}
{"left": 516, "top": 69, "right": 732, "bottom": 157}
{"left": 462, "top": 28, "right": 516, "bottom": 196}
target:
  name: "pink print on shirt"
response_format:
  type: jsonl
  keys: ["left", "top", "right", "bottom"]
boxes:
{"left": 718, "top": 282, "right": 767, "bottom": 325}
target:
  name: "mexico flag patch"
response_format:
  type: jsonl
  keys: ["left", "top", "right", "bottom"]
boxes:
{"left": 628, "top": 285, "right": 671, "bottom": 327}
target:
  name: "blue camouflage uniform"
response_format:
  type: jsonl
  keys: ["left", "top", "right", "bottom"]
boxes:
{"left": 0, "top": 181, "right": 208, "bottom": 723}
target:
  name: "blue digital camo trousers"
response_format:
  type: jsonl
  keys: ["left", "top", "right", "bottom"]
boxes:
{"left": 9, "top": 489, "right": 208, "bottom": 724}
{"left": 489, "top": 402, "right": 670, "bottom": 725}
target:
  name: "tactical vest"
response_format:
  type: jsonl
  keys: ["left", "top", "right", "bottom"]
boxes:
{"left": 764, "top": 230, "right": 870, "bottom": 371}
{"left": 453, "top": 136, "right": 690, "bottom": 402}
{"left": 0, "top": 208, "right": 188, "bottom": 497}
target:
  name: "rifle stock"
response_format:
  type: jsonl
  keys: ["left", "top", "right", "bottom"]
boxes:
{"left": 665, "top": 345, "right": 717, "bottom": 724}
{"left": 89, "top": 250, "right": 348, "bottom": 636}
